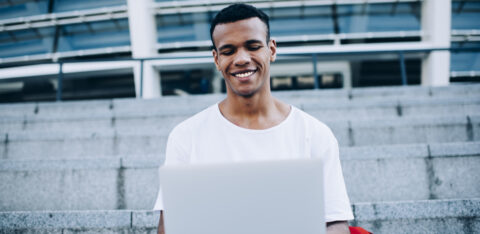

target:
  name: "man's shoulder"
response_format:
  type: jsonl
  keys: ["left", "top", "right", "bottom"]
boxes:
{"left": 170, "top": 104, "right": 218, "bottom": 135}
{"left": 290, "top": 106, "right": 338, "bottom": 146}
{"left": 291, "top": 106, "right": 332, "bottom": 132}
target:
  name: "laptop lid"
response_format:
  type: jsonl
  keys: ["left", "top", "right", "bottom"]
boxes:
{"left": 160, "top": 158, "right": 325, "bottom": 234}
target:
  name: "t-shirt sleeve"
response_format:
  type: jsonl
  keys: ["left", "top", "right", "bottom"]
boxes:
{"left": 311, "top": 123, "right": 354, "bottom": 222}
{"left": 153, "top": 125, "right": 190, "bottom": 211}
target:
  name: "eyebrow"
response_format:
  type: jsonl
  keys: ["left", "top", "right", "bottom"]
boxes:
{"left": 218, "top": 44, "right": 235, "bottom": 51}
{"left": 218, "top": 39, "right": 265, "bottom": 51}
{"left": 245, "top": 39, "right": 264, "bottom": 45}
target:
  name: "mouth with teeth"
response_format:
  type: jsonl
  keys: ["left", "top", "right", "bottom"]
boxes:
{"left": 231, "top": 69, "right": 257, "bottom": 81}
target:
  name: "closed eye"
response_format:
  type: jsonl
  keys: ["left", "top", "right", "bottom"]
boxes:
{"left": 221, "top": 49, "right": 234, "bottom": 56}
{"left": 245, "top": 40, "right": 264, "bottom": 51}
{"left": 248, "top": 45, "right": 262, "bottom": 51}
{"left": 218, "top": 44, "right": 236, "bottom": 56}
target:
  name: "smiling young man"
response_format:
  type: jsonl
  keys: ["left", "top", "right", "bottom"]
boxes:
{"left": 154, "top": 4, "right": 353, "bottom": 234}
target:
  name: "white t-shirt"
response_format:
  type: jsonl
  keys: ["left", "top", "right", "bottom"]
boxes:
{"left": 154, "top": 104, "right": 354, "bottom": 222}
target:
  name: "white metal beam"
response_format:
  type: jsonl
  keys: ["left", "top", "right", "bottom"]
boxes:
{"left": 451, "top": 29, "right": 480, "bottom": 42}
{"left": 421, "top": 0, "right": 451, "bottom": 86}
{"left": 0, "top": 64, "right": 59, "bottom": 80}
{"left": 278, "top": 42, "right": 441, "bottom": 55}
{"left": 0, "top": 46, "right": 131, "bottom": 64}
{"left": 0, "top": 41, "right": 442, "bottom": 67}
{"left": 451, "top": 71, "right": 480, "bottom": 78}
{"left": 127, "top": 0, "right": 161, "bottom": 99}
{"left": 0, "top": 61, "right": 136, "bottom": 80}
{"left": 154, "top": 31, "right": 423, "bottom": 51}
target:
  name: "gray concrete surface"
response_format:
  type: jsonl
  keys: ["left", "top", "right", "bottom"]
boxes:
{"left": 1, "top": 114, "right": 478, "bottom": 159}
{"left": 1, "top": 142, "right": 478, "bottom": 210}
{"left": 1, "top": 199, "right": 478, "bottom": 233}
{"left": 1, "top": 84, "right": 479, "bottom": 121}
{"left": 0, "top": 94, "right": 478, "bottom": 124}
{"left": 0, "top": 130, "right": 168, "bottom": 159}
{"left": 352, "top": 199, "right": 480, "bottom": 234}
{"left": 351, "top": 84, "right": 480, "bottom": 99}
{"left": 0, "top": 158, "right": 121, "bottom": 211}
{"left": 1, "top": 85, "right": 479, "bottom": 232}
{"left": 349, "top": 115, "right": 471, "bottom": 146}
{"left": 0, "top": 210, "right": 131, "bottom": 229}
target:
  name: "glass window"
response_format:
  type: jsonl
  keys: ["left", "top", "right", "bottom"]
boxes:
{"left": 53, "top": 0, "right": 126, "bottom": 13}
{"left": 0, "top": 0, "right": 48, "bottom": 19}
{"left": 0, "top": 27, "right": 54, "bottom": 58}
{"left": 156, "top": 13, "right": 196, "bottom": 43}
{"left": 0, "top": 0, "right": 126, "bottom": 20}
{"left": 271, "top": 17, "right": 334, "bottom": 37}
{"left": 337, "top": 3, "right": 420, "bottom": 33}
{"left": 157, "top": 13, "right": 194, "bottom": 27}
{"left": 451, "top": 42, "right": 480, "bottom": 72}
{"left": 57, "top": 19, "right": 130, "bottom": 51}
{"left": 269, "top": 6, "right": 333, "bottom": 37}
{"left": 452, "top": 1, "right": 480, "bottom": 30}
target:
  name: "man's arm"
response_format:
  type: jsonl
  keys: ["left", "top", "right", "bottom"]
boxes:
{"left": 327, "top": 221, "right": 350, "bottom": 234}
{"left": 157, "top": 211, "right": 165, "bottom": 234}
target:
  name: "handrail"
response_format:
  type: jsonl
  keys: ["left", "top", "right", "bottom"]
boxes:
{"left": 55, "top": 46, "right": 480, "bottom": 63}
{"left": 152, "top": 0, "right": 422, "bottom": 15}
{"left": 0, "top": 45, "right": 477, "bottom": 67}
{"left": 0, "top": 46, "right": 479, "bottom": 101}
{"left": 56, "top": 46, "right": 480, "bottom": 100}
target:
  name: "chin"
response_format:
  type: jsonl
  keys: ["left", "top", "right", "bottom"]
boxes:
{"left": 227, "top": 82, "right": 264, "bottom": 98}
{"left": 232, "top": 90, "right": 254, "bottom": 98}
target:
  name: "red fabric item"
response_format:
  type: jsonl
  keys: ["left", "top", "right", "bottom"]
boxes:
{"left": 349, "top": 226, "right": 372, "bottom": 234}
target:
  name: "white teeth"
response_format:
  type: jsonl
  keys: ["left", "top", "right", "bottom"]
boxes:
{"left": 235, "top": 71, "right": 254, "bottom": 78}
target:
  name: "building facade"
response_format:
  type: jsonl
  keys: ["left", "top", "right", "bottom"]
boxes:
{"left": 0, "top": 0, "right": 478, "bottom": 102}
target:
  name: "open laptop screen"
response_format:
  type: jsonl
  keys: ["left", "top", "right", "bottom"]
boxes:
{"left": 160, "top": 158, "right": 325, "bottom": 234}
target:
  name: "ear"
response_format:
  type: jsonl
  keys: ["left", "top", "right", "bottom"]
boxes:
{"left": 269, "top": 39, "right": 277, "bottom": 62}
{"left": 212, "top": 49, "right": 221, "bottom": 71}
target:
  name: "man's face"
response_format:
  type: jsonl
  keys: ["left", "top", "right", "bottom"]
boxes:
{"left": 212, "top": 17, "right": 276, "bottom": 98}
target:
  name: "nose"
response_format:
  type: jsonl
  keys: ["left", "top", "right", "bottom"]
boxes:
{"left": 233, "top": 49, "right": 251, "bottom": 66}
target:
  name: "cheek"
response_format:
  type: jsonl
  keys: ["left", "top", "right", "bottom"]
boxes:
{"left": 257, "top": 52, "right": 270, "bottom": 63}
{"left": 219, "top": 60, "right": 231, "bottom": 72}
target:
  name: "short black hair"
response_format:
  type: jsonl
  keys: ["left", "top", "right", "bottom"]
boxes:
{"left": 210, "top": 3, "right": 270, "bottom": 50}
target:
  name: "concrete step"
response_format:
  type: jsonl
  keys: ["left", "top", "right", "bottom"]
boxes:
{"left": 1, "top": 84, "right": 479, "bottom": 120}
{"left": 1, "top": 97, "right": 479, "bottom": 133}
{"left": 273, "top": 84, "right": 480, "bottom": 100}
{"left": 1, "top": 87, "right": 478, "bottom": 120}
{"left": 1, "top": 142, "right": 478, "bottom": 211}
{"left": 1, "top": 114, "right": 478, "bottom": 159}
{"left": 351, "top": 199, "right": 480, "bottom": 234}
{"left": 304, "top": 97, "right": 480, "bottom": 121}
{"left": 0, "top": 199, "right": 478, "bottom": 234}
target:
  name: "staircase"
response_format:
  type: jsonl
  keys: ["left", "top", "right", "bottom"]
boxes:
{"left": 1, "top": 84, "right": 479, "bottom": 233}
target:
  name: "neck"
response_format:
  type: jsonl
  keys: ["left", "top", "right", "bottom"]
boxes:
{"left": 223, "top": 89, "right": 273, "bottom": 117}
{"left": 219, "top": 90, "right": 290, "bottom": 130}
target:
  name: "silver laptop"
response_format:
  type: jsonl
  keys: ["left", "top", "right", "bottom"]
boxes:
{"left": 159, "top": 158, "right": 325, "bottom": 234}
